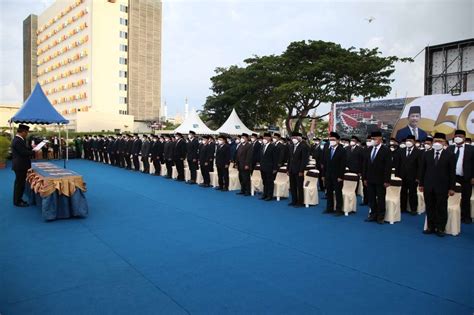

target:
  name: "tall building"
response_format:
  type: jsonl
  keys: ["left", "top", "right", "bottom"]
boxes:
{"left": 23, "top": 14, "right": 38, "bottom": 101}
{"left": 23, "top": 0, "right": 162, "bottom": 132}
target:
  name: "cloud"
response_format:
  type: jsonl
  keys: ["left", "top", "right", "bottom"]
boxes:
{"left": 0, "top": 82, "right": 22, "bottom": 104}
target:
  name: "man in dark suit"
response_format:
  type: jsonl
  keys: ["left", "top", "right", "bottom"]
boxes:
{"left": 106, "top": 136, "right": 115, "bottom": 165}
{"left": 250, "top": 133, "right": 261, "bottom": 171}
{"left": 173, "top": 133, "right": 187, "bottom": 181}
{"left": 389, "top": 138, "right": 402, "bottom": 177}
{"left": 322, "top": 132, "right": 347, "bottom": 215}
{"left": 215, "top": 134, "right": 231, "bottom": 191}
{"left": 163, "top": 135, "right": 174, "bottom": 178}
{"left": 198, "top": 136, "right": 213, "bottom": 187}
{"left": 259, "top": 132, "right": 279, "bottom": 201}
{"left": 186, "top": 130, "right": 199, "bottom": 184}
{"left": 131, "top": 134, "right": 142, "bottom": 171}
{"left": 272, "top": 133, "right": 285, "bottom": 169}
{"left": 399, "top": 135, "right": 421, "bottom": 215}
{"left": 419, "top": 133, "right": 456, "bottom": 236}
{"left": 11, "top": 124, "right": 34, "bottom": 207}
{"left": 288, "top": 132, "right": 310, "bottom": 207}
{"left": 150, "top": 135, "right": 163, "bottom": 175}
{"left": 395, "top": 106, "right": 427, "bottom": 142}
{"left": 235, "top": 133, "right": 253, "bottom": 196}
{"left": 346, "top": 135, "right": 364, "bottom": 181}
{"left": 141, "top": 135, "right": 151, "bottom": 173}
{"left": 363, "top": 131, "right": 392, "bottom": 224}
{"left": 447, "top": 129, "right": 473, "bottom": 224}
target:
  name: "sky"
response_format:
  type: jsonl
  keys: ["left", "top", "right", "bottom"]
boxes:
{"left": 0, "top": 0, "right": 472, "bottom": 118}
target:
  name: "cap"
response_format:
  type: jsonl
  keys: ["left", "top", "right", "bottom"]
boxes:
{"left": 329, "top": 132, "right": 340, "bottom": 139}
{"left": 408, "top": 106, "right": 421, "bottom": 116}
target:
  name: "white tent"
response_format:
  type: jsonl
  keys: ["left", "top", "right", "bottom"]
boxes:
{"left": 215, "top": 108, "right": 255, "bottom": 135}
{"left": 174, "top": 110, "right": 217, "bottom": 134}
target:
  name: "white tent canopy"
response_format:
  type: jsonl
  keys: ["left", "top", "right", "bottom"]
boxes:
{"left": 174, "top": 110, "right": 217, "bottom": 134}
{"left": 216, "top": 108, "right": 255, "bottom": 135}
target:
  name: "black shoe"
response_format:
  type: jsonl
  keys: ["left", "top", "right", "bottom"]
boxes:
{"left": 259, "top": 196, "right": 267, "bottom": 200}
{"left": 423, "top": 229, "right": 434, "bottom": 234}
{"left": 293, "top": 204, "right": 304, "bottom": 208}
{"left": 409, "top": 211, "right": 417, "bottom": 216}
{"left": 244, "top": 193, "right": 251, "bottom": 196}
{"left": 435, "top": 231, "right": 445, "bottom": 237}
{"left": 323, "top": 210, "right": 334, "bottom": 214}
{"left": 237, "top": 192, "right": 245, "bottom": 195}
{"left": 215, "top": 187, "right": 222, "bottom": 191}
{"left": 365, "top": 217, "right": 376, "bottom": 222}
{"left": 288, "top": 202, "right": 296, "bottom": 206}
{"left": 461, "top": 218, "right": 472, "bottom": 224}
{"left": 221, "top": 188, "right": 229, "bottom": 192}
{"left": 264, "top": 197, "right": 273, "bottom": 201}
{"left": 377, "top": 218, "right": 385, "bottom": 224}
{"left": 334, "top": 211, "right": 344, "bottom": 217}
{"left": 14, "top": 201, "right": 29, "bottom": 207}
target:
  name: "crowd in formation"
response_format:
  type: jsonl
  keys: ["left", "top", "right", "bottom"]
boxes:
{"left": 73, "top": 128, "right": 473, "bottom": 237}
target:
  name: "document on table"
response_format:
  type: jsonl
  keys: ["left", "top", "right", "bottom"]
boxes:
{"left": 33, "top": 140, "right": 48, "bottom": 152}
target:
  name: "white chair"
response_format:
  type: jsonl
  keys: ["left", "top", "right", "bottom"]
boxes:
{"left": 385, "top": 177, "right": 402, "bottom": 224}
{"left": 160, "top": 163, "right": 167, "bottom": 176}
{"left": 342, "top": 173, "right": 359, "bottom": 215}
{"left": 209, "top": 164, "right": 219, "bottom": 187}
{"left": 471, "top": 187, "right": 474, "bottom": 219}
{"left": 251, "top": 165, "right": 263, "bottom": 196}
{"left": 273, "top": 167, "right": 289, "bottom": 201}
{"left": 416, "top": 191, "right": 426, "bottom": 214}
{"left": 228, "top": 167, "right": 241, "bottom": 191}
{"left": 357, "top": 179, "right": 364, "bottom": 197}
{"left": 303, "top": 170, "right": 319, "bottom": 207}
{"left": 423, "top": 183, "right": 462, "bottom": 236}
{"left": 172, "top": 166, "right": 178, "bottom": 179}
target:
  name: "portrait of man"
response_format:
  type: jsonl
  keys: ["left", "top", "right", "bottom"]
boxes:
{"left": 395, "top": 105, "right": 427, "bottom": 142}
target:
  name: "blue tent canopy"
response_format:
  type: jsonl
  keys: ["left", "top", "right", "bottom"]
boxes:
{"left": 10, "top": 83, "right": 69, "bottom": 124}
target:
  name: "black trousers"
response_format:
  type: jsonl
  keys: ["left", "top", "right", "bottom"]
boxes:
{"left": 456, "top": 176, "right": 472, "bottom": 221}
{"left": 175, "top": 159, "right": 185, "bottom": 180}
{"left": 142, "top": 157, "right": 150, "bottom": 173}
{"left": 289, "top": 173, "right": 304, "bottom": 205}
{"left": 152, "top": 159, "right": 161, "bottom": 175}
{"left": 217, "top": 166, "right": 229, "bottom": 189}
{"left": 42, "top": 150, "right": 48, "bottom": 159}
{"left": 326, "top": 177, "right": 343, "bottom": 212}
{"left": 99, "top": 151, "right": 104, "bottom": 163}
{"left": 367, "top": 182, "right": 386, "bottom": 220}
{"left": 133, "top": 155, "right": 140, "bottom": 171}
{"left": 13, "top": 169, "right": 27, "bottom": 205}
{"left": 125, "top": 154, "right": 132, "bottom": 169}
{"left": 261, "top": 170, "right": 275, "bottom": 198}
{"left": 166, "top": 160, "right": 173, "bottom": 177}
{"left": 201, "top": 164, "right": 210, "bottom": 185}
{"left": 239, "top": 169, "right": 251, "bottom": 194}
{"left": 93, "top": 150, "right": 98, "bottom": 161}
{"left": 424, "top": 189, "right": 448, "bottom": 231}
{"left": 188, "top": 159, "right": 198, "bottom": 181}
{"left": 401, "top": 178, "right": 418, "bottom": 212}
{"left": 53, "top": 147, "right": 59, "bottom": 159}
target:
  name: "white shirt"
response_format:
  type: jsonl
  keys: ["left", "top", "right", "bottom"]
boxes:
{"left": 454, "top": 144, "right": 465, "bottom": 176}
{"left": 410, "top": 127, "right": 419, "bottom": 140}
{"left": 15, "top": 134, "right": 24, "bottom": 141}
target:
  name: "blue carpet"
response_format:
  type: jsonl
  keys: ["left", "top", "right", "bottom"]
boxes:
{"left": 1, "top": 159, "right": 473, "bottom": 314}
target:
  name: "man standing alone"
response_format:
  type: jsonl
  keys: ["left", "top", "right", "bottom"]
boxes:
{"left": 11, "top": 124, "right": 33, "bottom": 207}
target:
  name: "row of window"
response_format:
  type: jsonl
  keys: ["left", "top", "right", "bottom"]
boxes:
{"left": 51, "top": 92, "right": 87, "bottom": 106}
{"left": 119, "top": 97, "right": 128, "bottom": 104}
{"left": 119, "top": 31, "right": 128, "bottom": 39}
{"left": 38, "top": 50, "right": 88, "bottom": 76}
{"left": 37, "top": 24, "right": 88, "bottom": 58}
{"left": 119, "top": 44, "right": 128, "bottom": 52}
{"left": 120, "top": 18, "right": 128, "bottom": 26}
{"left": 120, "top": 5, "right": 128, "bottom": 13}
{"left": 119, "top": 70, "right": 127, "bottom": 78}
{"left": 37, "top": 8, "right": 89, "bottom": 45}
{"left": 119, "top": 110, "right": 129, "bottom": 115}
{"left": 40, "top": 64, "right": 88, "bottom": 86}
{"left": 119, "top": 57, "right": 127, "bottom": 65}
{"left": 119, "top": 83, "right": 127, "bottom": 91}
{"left": 44, "top": 78, "right": 87, "bottom": 96}
{"left": 37, "top": 0, "right": 85, "bottom": 35}
{"left": 61, "top": 106, "right": 89, "bottom": 115}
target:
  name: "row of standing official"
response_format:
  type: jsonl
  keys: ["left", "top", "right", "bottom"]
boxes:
{"left": 80, "top": 131, "right": 311, "bottom": 207}
{"left": 312, "top": 129, "right": 473, "bottom": 236}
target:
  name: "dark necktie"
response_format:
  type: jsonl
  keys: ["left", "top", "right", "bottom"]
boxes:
{"left": 407, "top": 149, "right": 411, "bottom": 157}
{"left": 455, "top": 147, "right": 460, "bottom": 163}
{"left": 330, "top": 147, "right": 335, "bottom": 159}
{"left": 435, "top": 151, "right": 440, "bottom": 166}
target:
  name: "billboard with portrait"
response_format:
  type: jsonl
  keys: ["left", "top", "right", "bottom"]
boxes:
{"left": 392, "top": 92, "right": 474, "bottom": 141}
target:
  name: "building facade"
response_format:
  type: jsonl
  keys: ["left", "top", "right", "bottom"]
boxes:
{"left": 23, "top": 0, "right": 162, "bottom": 132}
{"left": 23, "top": 14, "right": 38, "bottom": 101}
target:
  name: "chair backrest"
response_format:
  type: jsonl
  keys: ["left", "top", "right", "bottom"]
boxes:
{"left": 448, "top": 183, "right": 462, "bottom": 205}
{"left": 275, "top": 169, "right": 288, "bottom": 182}
{"left": 304, "top": 170, "right": 319, "bottom": 188}
{"left": 342, "top": 173, "right": 359, "bottom": 192}
{"left": 251, "top": 170, "right": 261, "bottom": 180}
{"left": 387, "top": 177, "right": 402, "bottom": 197}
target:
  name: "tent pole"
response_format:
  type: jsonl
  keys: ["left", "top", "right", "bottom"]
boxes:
{"left": 58, "top": 124, "right": 61, "bottom": 164}
{"left": 65, "top": 126, "right": 69, "bottom": 168}
{"left": 9, "top": 121, "right": 14, "bottom": 141}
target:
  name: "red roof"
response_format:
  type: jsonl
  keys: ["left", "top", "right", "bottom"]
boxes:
{"left": 340, "top": 113, "right": 359, "bottom": 128}
{"left": 342, "top": 109, "right": 372, "bottom": 119}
